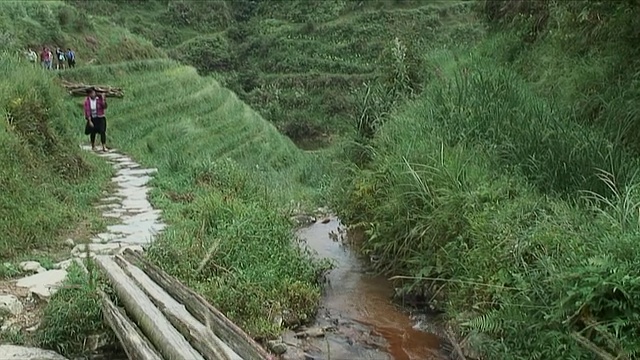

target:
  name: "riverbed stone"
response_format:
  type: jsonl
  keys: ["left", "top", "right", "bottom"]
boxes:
{"left": 54, "top": 259, "right": 73, "bottom": 270}
{"left": 266, "top": 340, "right": 288, "bottom": 355}
{"left": 0, "top": 345, "right": 68, "bottom": 360}
{"left": 15, "top": 269, "right": 67, "bottom": 298}
{"left": 19, "top": 261, "right": 44, "bottom": 273}
{"left": 0, "top": 295, "right": 23, "bottom": 316}
{"left": 72, "top": 243, "right": 121, "bottom": 256}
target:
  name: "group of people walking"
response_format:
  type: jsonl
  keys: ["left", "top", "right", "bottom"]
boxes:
{"left": 26, "top": 47, "right": 76, "bottom": 70}
{"left": 26, "top": 46, "right": 109, "bottom": 151}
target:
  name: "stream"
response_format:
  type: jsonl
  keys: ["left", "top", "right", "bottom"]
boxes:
{"left": 287, "top": 217, "right": 447, "bottom": 360}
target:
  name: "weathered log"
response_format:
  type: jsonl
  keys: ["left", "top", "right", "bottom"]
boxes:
{"left": 92, "top": 255, "right": 205, "bottom": 360}
{"left": 98, "top": 289, "right": 163, "bottom": 360}
{"left": 123, "top": 249, "right": 273, "bottom": 360}
{"left": 59, "top": 79, "right": 124, "bottom": 98}
{"left": 114, "top": 255, "right": 238, "bottom": 360}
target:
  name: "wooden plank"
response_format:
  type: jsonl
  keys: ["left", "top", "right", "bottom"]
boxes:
{"left": 98, "top": 289, "right": 163, "bottom": 360}
{"left": 123, "top": 249, "right": 273, "bottom": 360}
{"left": 93, "top": 255, "right": 205, "bottom": 360}
{"left": 114, "top": 255, "right": 238, "bottom": 360}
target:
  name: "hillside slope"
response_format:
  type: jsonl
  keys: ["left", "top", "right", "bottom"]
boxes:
{"left": 70, "top": 0, "right": 484, "bottom": 146}
{"left": 60, "top": 58, "right": 329, "bottom": 338}
{"left": 0, "top": 0, "right": 328, "bottom": 353}
{"left": 0, "top": 58, "right": 111, "bottom": 265}
{"left": 334, "top": 1, "right": 640, "bottom": 359}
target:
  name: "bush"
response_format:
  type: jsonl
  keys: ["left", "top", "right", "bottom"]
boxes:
{"left": 170, "top": 33, "right": 233, "bottom": 73}
{"left": 36, "top": 264, "right": 112, "bottom": 357}
{"left": 333, "top": 48, "right": 640, "bottom": 359}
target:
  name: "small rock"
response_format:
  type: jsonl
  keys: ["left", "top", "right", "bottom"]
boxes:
{"left": 0, "top": 295, "right": 23, "bottom": 316}
{"left": 0, "top": 345, "right": 68, "bottom": 360}
{"left": 294, "top": 327, "right": 325, "bottom": 338}
{"left": 281, "top": 348, "right": 310, "bottom": 360}
{"left": 85, "top": 333, "right": 111, "bottom": 351}
{"left": 320, "top": 217, "right": 331, "bottom": 224}
{"left": 64, "top": 238, "right": 75, "bottom": 247}
{"left": 1, "top": 319, "right": 15, "bottom": 332}
{"left": 75, "top": 252, "right": 97, "bottom": 259}
{"left": 19, "top": 261, "right": 44, "bottom": 273}
{"left": 266, "top": 340, "right": 288, "bottom": 355}
{"left": 72, "top": 243, "right": 121, "bottom": 256}
{"left": 118, "top": 245, "right": 144, "bottom": 254}
{"left": 15, "top": 269, "right": 68, "bottom": 298}
{"left": 54, "top": 259, "right": 73, "bottom": 270}
{"left": 273, "top": 314, "right": 284, "bottom": 327}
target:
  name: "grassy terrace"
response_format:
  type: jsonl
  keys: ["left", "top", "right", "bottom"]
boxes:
{"left": 61, "top": 59, "right": 331, "bottom": 338}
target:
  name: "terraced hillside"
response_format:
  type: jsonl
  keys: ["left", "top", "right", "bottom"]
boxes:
{"left": 0, "top": 0, "right": 330, "bottom": 354}
{"left": 69, "top": 0, "right": 483, "bottom": 147}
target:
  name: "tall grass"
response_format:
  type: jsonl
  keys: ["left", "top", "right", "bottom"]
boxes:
{"left": 0, "top": 55, "right": 112, "bottom": 355}
{"left": 62, "top": 59, "right": 331, "bottom": 337}
{"left": 333, "top": 46, "right": 640, "bottom": 359}
{"left": 71, "top": 0, "right": 483, "bottom": 145}
{"left": 0, "top": 1, "right": 164, "bottom": 65}
{"left": 0, "top": 56, "right": 110, "bottom": 263}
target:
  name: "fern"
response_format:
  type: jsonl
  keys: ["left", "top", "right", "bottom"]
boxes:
{"left": 461, "top": 310, "right": 504, "bottom": 334}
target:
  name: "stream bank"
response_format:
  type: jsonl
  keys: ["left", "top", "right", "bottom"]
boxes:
{"left": 283, "top": 216, "right": 450, "bottom": 360}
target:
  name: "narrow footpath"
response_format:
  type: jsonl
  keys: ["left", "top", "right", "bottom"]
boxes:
{"left": 74, "top": 146, "right": 165, "bottom": 256}
{"left": 0, "top": 147, "right": 167, "bottom": 360}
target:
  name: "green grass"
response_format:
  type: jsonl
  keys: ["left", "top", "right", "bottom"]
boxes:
{"left": 0, "top": 0, "right": 164, "bottom": 64}
{"left": 332, "top": 2, "right": 640, "bottom": 357}
{"left": 0, "top": 55, "right": 112, "bottom": 354}
{"left": 70, "top": 0, "right": 484, "bottom": 145}
{"left": 0, "top": 56, "right": 111, "bottom": 263}
{"left": 5, "top": 0, "right": 640, "bottom": 359}
{"left": 61, "top": 59, "right": 331, "bottom": 338}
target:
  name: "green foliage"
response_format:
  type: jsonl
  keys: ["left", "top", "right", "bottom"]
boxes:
{"left": 170, "top": 33, "right": 233, "bottom": 73}
{"left": 0, "top": 56, "right": 110, "bottom": 261}
{"left": 64, "top": 60, "right": 330, "bottom": 337}
{"left": 333, "top": 7, "right": 640, "bottom": 356}
{"left": 72, "top": 0, "right": 483, "bottom": 147}
{"left": 0, "top": 1, "right": 164, "bottom": 65}
{"left": 36, "top": 264, "right": 112, "bottom": 357}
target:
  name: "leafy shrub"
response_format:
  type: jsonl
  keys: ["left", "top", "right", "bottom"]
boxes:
{"left": 170, "top": 33, "right": 233, "bottom": 73}
{"left": 37, "top": 265, "right": 113, "bottom": 357}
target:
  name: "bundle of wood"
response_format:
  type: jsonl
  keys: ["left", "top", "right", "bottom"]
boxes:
{"left": 60, "top": 79, "right": 124, "bottom": 98}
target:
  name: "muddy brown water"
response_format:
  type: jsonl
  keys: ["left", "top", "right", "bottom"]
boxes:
{"left": 294, "top": 217, "right": 445, "bottom": 360}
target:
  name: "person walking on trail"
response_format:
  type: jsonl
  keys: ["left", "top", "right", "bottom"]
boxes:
{"left": 27, "top": 48, "right": 37, "bottom": 65}
{"left": 84, "top": 88, "right": 109, "bottom": 152}
{"left": 66, "top": 48, "right": 76, "bottom": 68}
{"left": 41, "top": 47, "right": 52, "bottom": 70}
{"left": 55, "top": 48, "right": 66, "bottom": 70}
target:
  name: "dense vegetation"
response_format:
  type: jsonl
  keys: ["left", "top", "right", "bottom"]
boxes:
{"left": 70, "top": 0, "right": 481, "bottom": 147}
{"left": 334, "top": 1, "right": 640, "bottom": 359}
{"left": 2, "top": 0, "right": 640, "bottom": 359}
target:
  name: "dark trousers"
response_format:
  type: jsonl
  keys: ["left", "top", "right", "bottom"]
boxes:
{"left": 86, "top": 116, "right": 107, "bottom": 145}
{"left": 90, "top": 132, "right": 106, "bottom": 145}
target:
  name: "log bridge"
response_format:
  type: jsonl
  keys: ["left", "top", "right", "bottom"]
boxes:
{"left": 89, "top": 249, "right": 274, "bottom": 360}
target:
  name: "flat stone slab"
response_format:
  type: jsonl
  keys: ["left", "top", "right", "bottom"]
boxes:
{"left": 0, "top": 295, "right": 23, "bottom": 316}
{"left": 78, "top": 147, "right": 166, "bottom": 258}
{"left": 0, "top": 345, "right": 68, "bottom": 360}
{"left": 15, "top": 269, "right": 68, "bottom": 298}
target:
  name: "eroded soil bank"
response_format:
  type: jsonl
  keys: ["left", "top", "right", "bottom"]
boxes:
{"left": 285, "top": 217, "right": 449, "bottom": 360}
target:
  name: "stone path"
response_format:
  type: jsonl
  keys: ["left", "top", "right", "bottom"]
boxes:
{"left": 70, "top": 146, "right": 165, "bottom": 258}
{"left": 0, "top": 147, "right": 166, "bottom": 359}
